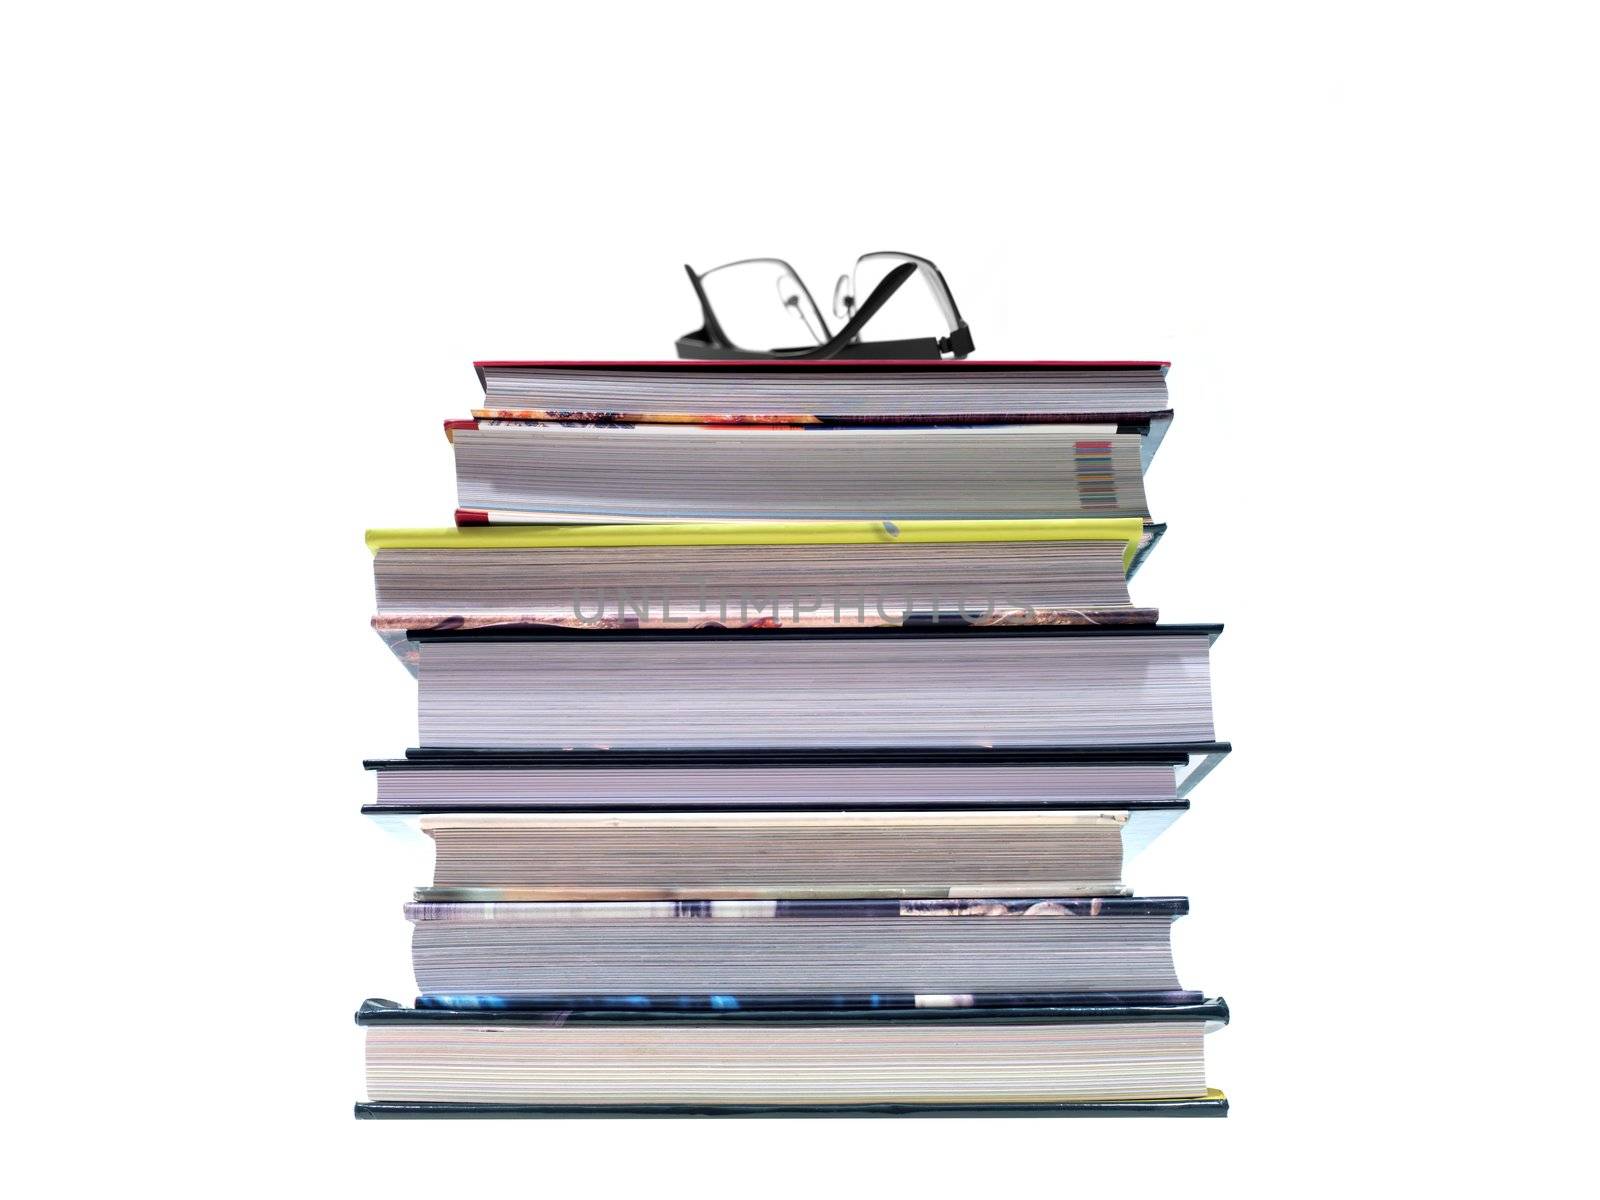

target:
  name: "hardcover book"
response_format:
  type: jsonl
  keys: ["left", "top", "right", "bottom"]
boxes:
{"left": 365, "top": 745, "right": 1233, "bottom": 810}
{"left": 401, "top": 807, "right": 1179, "bottom": 901}
{"left": 472, "top": 359, "right": 1173, "bottom": 431}
{"left": 404, "top": 895, "right": 1192, "bottom": 998}
{"left": 355, "top": 994, "right": 1228, "bottom": 1116}
{"left": 408, "top": 624, "right": 1221, "bottom": 752}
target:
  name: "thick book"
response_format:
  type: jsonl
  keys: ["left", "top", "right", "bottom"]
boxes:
{"left": 404, "top": 895, "right": 1191, "bottom": 998}
{"left": 366, "top": 517, "right": 1164, "bottom": 670}
{"left": 394, "top": 806, "right": 1185, "bottom": 901}
{"left": 407, "top": 623, "right": 1222, "bottom": 752}
{"left": 355, "top": 994, "right": 1228, "bottom": 1115}
{"left": 450, "top": 420, "right": 1151, "bottom": 525}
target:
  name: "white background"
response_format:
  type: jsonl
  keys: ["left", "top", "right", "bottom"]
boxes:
{"left": 5, "top": 1, "right": 1596, "bottom": 1193}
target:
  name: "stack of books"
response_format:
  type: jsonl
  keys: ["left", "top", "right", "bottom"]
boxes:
{"left": 356, "top": 360, "right": 1230, "bottom": 1118}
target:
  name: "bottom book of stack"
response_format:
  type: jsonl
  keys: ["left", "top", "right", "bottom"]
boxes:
{"left": 355, "top": 996, "right": 1229, "bottom": 1117}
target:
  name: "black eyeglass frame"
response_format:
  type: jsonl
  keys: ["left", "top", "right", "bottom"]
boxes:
{"left": 676, "top": 252, "right": 975, "bottom": 361}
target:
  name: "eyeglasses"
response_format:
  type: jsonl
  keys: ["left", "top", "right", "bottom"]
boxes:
{"left": 677, "top": 251, "right": 974, "bottom": 360}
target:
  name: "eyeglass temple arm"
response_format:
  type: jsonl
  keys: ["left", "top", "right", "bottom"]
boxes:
{"left": 840, "top": 263, "right": 974, "bottom": 358}
{"left": 903, "top": 260, "right": 972, "bottom": 357}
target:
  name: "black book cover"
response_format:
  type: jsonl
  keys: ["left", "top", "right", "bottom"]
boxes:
{"left": 355, "top": 1094, "right": 1228, "bottom": 1119}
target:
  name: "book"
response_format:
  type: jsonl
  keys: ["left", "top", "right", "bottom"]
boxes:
{"left": 472, "top": 360, "right": 1173, "bottom": 430}
{"left": 410, "top": 989, "right": 1206, "bottom": 1011}
{"left": 401, "top": 807, "right": 1181, "bottom": 901}
{"left": 355, "top": 995, "right": 1228, "bottom": 1114}
{"left": 409, "top": 624, "right": 1221, "bottom": 751}
{"left": 366, "top": 517, "right": 1163, "bottom": 669}
{"left": 356, "top": 1095, "right": 1230, "bottom": 1118}
{"left": 404, "top": 896, "right": 1190, "bottom": 997}
{"left": 365, "top": 745, "right": 1231, "bottom": 814}
{"left": 450, "top": 421, "right": 1152, "bottom": 525}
